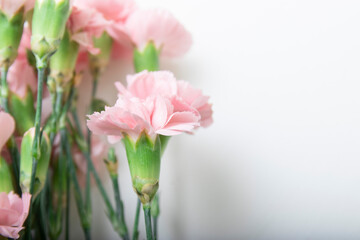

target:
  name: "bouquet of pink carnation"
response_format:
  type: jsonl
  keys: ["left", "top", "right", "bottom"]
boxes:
{"left": 0, "top": 0, "right": 213, "bottom": 239}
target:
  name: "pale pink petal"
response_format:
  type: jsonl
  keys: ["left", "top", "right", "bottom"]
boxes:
{"left": 0, "top": 0, "right": 26, "bottom": 17}
{"left": 0, "top": 225, "right": 24, "bottom": 239}
{"left": 71, "top": 32, "right": 100, "bottom": 55}
{"left": 125, "top": 9, "right": 192, "bottom": 57}
{"left": 74, "top": 0, "right": 136, "bottom": 44}
{"left": 0, "top": 192, "right": 31, "bottom": 239}
{"left": 157, "top": 112, "right": 200, "bottom": 136}
{"left": 0, "top": 112, "right": 15, "bottom": 151}
{"left": 124, "top": 70, "right": 177, "bottom": 99}
{"left": 7, "top": 57, "right": 37, "bottom": 99}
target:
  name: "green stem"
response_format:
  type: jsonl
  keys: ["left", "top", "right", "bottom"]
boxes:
{"left": 87, "top": 76, "right": 98, "bottom": 151}
{"left": 132, "top": 199, "right": 141, "bottom": 240}
{"left": 26, "top": 63, "right": 46, "bottom": 240}
{"left": 60, "top": 128, "right": 91, "bottom": 240}
{"left": 50, "top": 89, "right": 63, "bottom": 143}
{"left": 86, "top": 151, "right": 114, "bottom": 217}
{"left": 153, "top": 217, "right": 158, "bottom": 240}
{"left": 65, "top": 162, "right": 70, "bottom": 240}
{"left": 111, "top": 176, "right": 129, "bottom": 240}
{"left": 32, "top": 66, "right": 45, "bottom": 160}
{"left": 1, "top": 66, "right": 9, "bottom": 112}
{"left": 143, "top": 206, "right": 153, "bottom": 240}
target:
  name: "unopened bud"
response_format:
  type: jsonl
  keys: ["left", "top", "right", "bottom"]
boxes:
{"left": 0, "top": 156, "right": 13, "bottom": 193}
{"left": 89, "top": 32, "right": 113, "bottom": 76}
{"left": 49, "top": 30, "right": 79, "bottom": 89}
{"left": 8, "top": 90, "right": 35, "bottom": 135}
{"left": 0, "top": 10, "right": 25, "bottom": 68}
{"left": 20, "top": 128, "right": 51, "bottom": 196}
{"left": 31, "top": 0, "right": 71, "bottom": 58}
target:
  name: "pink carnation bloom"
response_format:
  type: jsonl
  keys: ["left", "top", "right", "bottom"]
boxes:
{"left": 125, "top": 9, "right": 192, "bottom": 58}
{"left": 74, "top": 0, "right": 136, "bottom": 46}
{"left": 0, "top": 112, "right": 15, "bottom": 151}
{"left": 0, "top": 191, "right": 31, "bottom": 239}
{"left": 116, "top": 71, "right": 213, "bottom": 127}
{"left": 87, "top": 71, "right": 210, "bottom": 143}
{"left": 0, "top": 0, "right": 34, "bottom": 17}
{"left": 67, "top": 4, "right": 108, "bottom": 54}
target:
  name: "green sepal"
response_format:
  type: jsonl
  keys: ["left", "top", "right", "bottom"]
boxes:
{"left": 0, "top": 10, "right": 25, "bottom": 68}
{"left": 26, "top": 49, "right": 37, "bottom": 69}
{"left": 49, "top": 30, "right": 80, "bottom": 88}
{"left": 31, "top": 0, "right": 71, "bottom": 58}
{"left": 159, "top": 135, "right": 171, "bottom": 156}
{"left": 8, "top": 89, "right": 35, "bottom": 135}
{"left": 20, "top": 128, "right": 51, "bottom": 196}
{"left": 89, "top": 32, "right": 113, "bottom": 75}
{"left": 133, "top": 42, "right": 160, "bottom": 73}
{"left": 91, "top": 98, "right": 108, "bottom": 113}
{"left": 0, "top": 156, "right": 14, "bottom": 193}
{"left": 123, "top": 132, "right": 161, "bottom": 204}
{"left": 150, "top": 194, "right": 160, "bottom": 217}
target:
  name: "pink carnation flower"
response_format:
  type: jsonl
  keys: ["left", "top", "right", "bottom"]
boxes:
{"left": 125, "top": 9, "right": 192, "bottom": 58}
{"left": 0, "top": 112, "right": 15, "bottom": 151}
{"left": 0, "top": 0, "right": 34, "bottom": 17}
{"left": 74, "top": 0, "right": 136, "bottom": 46}
{"left": 67, "top": 4, "right": 108, "bottom": 54}
{"left": 87, "top": 71, "right": 212, "bottom": 143}
{"left": 115, "top": 71, "right": 213, "bottom": 128}
{"left": 87, "top": 71, "right": 200, "bottom": 143}
{"left": 0, "top": 192, "right": 31, "bottom": 239}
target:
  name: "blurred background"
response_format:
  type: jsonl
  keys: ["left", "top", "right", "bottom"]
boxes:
{"left": 72, "top": 0, "right": 360, "bottom": 239}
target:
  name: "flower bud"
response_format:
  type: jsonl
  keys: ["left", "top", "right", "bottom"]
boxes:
{"left": 8, "top": 90, "right": 35, "bottom": 135}
{"left": 0, "top": 156, "right": 13, "bottom": 193}
{"left": 49, "top": 30, "right": 79, "bottom": 90}
{"left": 151, "top": 194, "right": 160, "bottom": 218}
{"left": 123, "top": 132, "right": 161, "bottom": 204}
{"left": 105, "top": 148, "right": 118, "bottom": 178}
{"left": 20, "top": 127, "right": 51, "bottom": 196}
{"left": 89, "top": 32, "right": 113, "bottom": 76}
{"left": 0, "top": 10, "right": 25, "bottom": 68}
{"left": 133, "top": 42, "right": 159, "bottom": 73}
{"left": 31, "top": 0, "right": 71, "bottom": 59}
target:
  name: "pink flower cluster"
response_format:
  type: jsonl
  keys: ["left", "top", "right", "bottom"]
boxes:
{"left": 87, "top": 71, "right": 212, "bottom": 143}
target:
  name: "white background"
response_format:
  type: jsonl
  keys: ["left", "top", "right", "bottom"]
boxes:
{"left": 72, "top": 0, "right": 360, "bottom": 239}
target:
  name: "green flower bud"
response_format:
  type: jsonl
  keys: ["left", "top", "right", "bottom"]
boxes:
{"left": 49, "top": 30, "right": 79, "bottom": 90}
{"left": 105, "top": 148, "right": 118, "bottom": 177}
{"left": 0, "top": 10, "right": 25, "bottom": 68}
{"left": 89, "top": 32, "right": 113, "bottom": 76}
{"left": 123, "top": 132, "right": 161, "bottom": 204}
{"left": 133, "top": 42, "right": 159, "bottom": 73}
{"left": 8, "top": 89, "right": 35, "bottom": 135}
{"left": 20, "top": 128, "right": 51, "bottom": 196}
{"left": 151, "top": 194, "right": 160, "bottom": 218}
{"left": 31, "top": 0, "right": 71, "bottom": 59}
{"left": 0, "top": 156, "right": 13, "bottom": 193}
